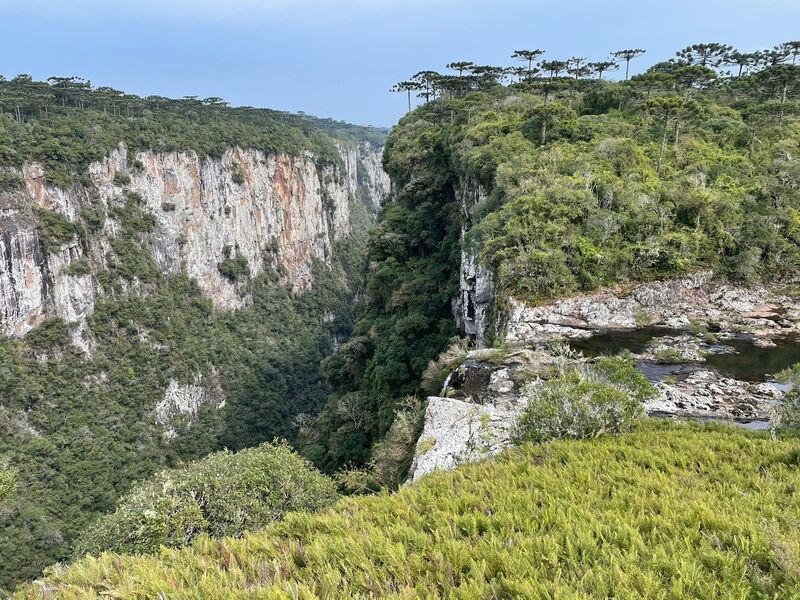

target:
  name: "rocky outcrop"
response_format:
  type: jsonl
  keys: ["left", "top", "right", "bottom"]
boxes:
{"left": 409, "top": 342, "right": 788, "bottom": 480}
{"left": 155, "top": 374, "right": 226, "bottom": 438}
{"left": 409, "top": 348, "right": 553, "bottom": 480}
{"left": 505, "top": 271, "right": 800, "bottom": 346}
{"left": 649, "top": 371, "right": 781, "bottom": 423}
{"left": 0, "top": 141, "right": 388, "bottom": 338}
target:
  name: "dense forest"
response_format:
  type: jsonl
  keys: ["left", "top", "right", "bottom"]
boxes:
{"left": 309, "top": 41, "right": 800, "bottom": 485}
{"left": 0, "top": 74, "right": 385, "bottom": 188}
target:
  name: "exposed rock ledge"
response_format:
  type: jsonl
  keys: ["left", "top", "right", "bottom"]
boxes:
{"left": 505, "top": 271, "right": 800, "bottom": 346}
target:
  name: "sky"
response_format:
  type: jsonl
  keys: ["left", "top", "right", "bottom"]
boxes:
{"left": 1, "top": 0, "right": 798, "bottom": 127}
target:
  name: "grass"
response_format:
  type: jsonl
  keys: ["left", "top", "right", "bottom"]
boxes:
{"left": 17, "top": 421, "right": 800, "bottom": 599}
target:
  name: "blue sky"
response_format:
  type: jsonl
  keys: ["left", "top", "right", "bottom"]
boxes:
{"left": 2, "top": 0, "right": 798, "bottom": 127}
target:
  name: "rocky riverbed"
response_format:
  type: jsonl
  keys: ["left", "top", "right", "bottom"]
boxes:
{"left": 410, "top": 273, "right": 800, "bottom": 480}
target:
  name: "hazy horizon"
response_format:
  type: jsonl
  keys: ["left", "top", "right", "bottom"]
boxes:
{"left": 2, "top": 0, "right": 798, "bottom": 127}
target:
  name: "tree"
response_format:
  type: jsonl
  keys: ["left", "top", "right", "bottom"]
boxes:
{"left": 755, "top": 64, "right": 800, "bottom": 125}
{"left": 410, "top": 71, "right": 441, "bottom": 102}
{"left": 646, "top": 95, "right": 697, "bottom": 174}
{"left": 590, "top": 60, "right": 619, "bottom": 80}
{"left": 676, "top": 43, "right": 733, "bottom": 69}
{"left": 540, "top": 60, "right": 568, "bottom": 80}
{"left": 782, "top": 41, "right": 800, "bottom": 65}
{"left": 512, "top": 49, "right": 545, "bottom": 78}
{"left": 725, "top": 51, "right": 759, "bottom": 77}
{"left": 526, "top": 101, "right": 575, "bottom": 145}
{"left": 471, "top": 65, "right": 506, "bottom": 87}
{"left": 612, "top": 49, "right": 646, "bottom": 80}
{"left": 391, "top": 80, "right": 419, "bottom": 112}
{"left": 445, "top": 61, "right": 475, "bottom": 77}
{"left": 567, "top": 57, "right": 591, "bottom": 79}
{"left": 0, "top": 467, "right": 16, "bottom": 506}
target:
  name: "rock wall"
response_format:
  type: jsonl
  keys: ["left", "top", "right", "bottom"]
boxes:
{"left": 0, "top": 141, "right": 388, "bottom": 338}
{"left": 451, "top": 179, "right": 493, "bottom": 346}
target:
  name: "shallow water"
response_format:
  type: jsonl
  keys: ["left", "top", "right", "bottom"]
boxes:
{"left": 571, "top": 328, "right": 800, "bottom": 382}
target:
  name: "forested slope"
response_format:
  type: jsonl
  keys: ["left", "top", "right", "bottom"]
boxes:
{"left": 310, "top": 42, "right": 800, "bottom": 485}
{"left": 0, "top": 76, "right": 387, "bottom": 589}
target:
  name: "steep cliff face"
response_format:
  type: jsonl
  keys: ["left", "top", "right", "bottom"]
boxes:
{"left": 0, "top": 141, "right": 388, "bottom": 338}
{"left": 451, "top": 179, "right": 492, "bottom": 347}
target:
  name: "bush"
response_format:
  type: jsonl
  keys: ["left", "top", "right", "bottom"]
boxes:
{"left": 217, "top": 245, "right": 250, "bottom": 282}
{"left": 112, "top": 172, "right": 131, "bottom": 186}
{"left": 772, "top": 363, "right": 800, "bottom": 438}
{"left": 34, "top": 208, "right": 77, "bottom": 254}
{"left": 512, "top": 356, "right": 652, "bottom": 445}
{"left": 73, "top": 442, "right": 338, "bottom": 557}
{"left": 231, "top": 166, "right": 246, "bottom": 185}
{"left": 65, "top": 257, "right": 91, "bottom": 277}
{"left": 0, "top": 172, "right": 24, "bottom": 191}
{"left": 0, "top": 466, "right": 17, "bottom": 506}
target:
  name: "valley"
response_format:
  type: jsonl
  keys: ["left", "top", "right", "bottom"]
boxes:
{"left": 2, "top": 31, "right": 800, "bottom": 598}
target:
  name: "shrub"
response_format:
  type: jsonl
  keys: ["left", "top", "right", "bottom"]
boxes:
{"left": 25, "top": 318, "right": 71, "bottom": 350}
{"left": 0, "top": 172, "right": 24, "bottom": 191}
{"left": 0, "top": 466, "right": 17, "bottom": 506}
{"left": 217, "top": 245, "right": 250, "bottom": 282}
{"left": 112, "top": 172, "right": 131, "bottom": 186}
{"left": 34, "top": 208, "right": 77, "bottom": 254}
{"left": 73, "top": 442, "right": 338, "bottom": 557}
{"left": 653, "top": 348, "right": 687, "bottom": 364}
{"left": 80, "top": 205, "right": 106, "bottom": 233}
{"left": 231, "top": 166, "right": 246, "bottom": 185}
{"left": 772, "top": 363, "right": 800, "bottom": 438}
{"left": 512, "top": 356, "right": 652, "bottom": 445}
{"left": 65, "top": 257, "right": 91, "bottom": 277}
{"left": 420, "top": 337, "right": 470, "bottom": 395}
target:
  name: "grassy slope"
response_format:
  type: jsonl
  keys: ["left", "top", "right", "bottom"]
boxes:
{"left": 19, "top": 421, "right": 800, "bottom": 599}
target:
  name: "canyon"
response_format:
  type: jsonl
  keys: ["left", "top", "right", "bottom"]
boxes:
{"left": 0, "top": 141, "right": 388, "bottom": 341}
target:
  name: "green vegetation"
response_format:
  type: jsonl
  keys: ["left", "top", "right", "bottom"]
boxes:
{"left": 74, "top": 442, "right": 338, "bottom": 557}
{"left": 0, "top": 254, "right": 364, "bottom": 589}
{"left": 0, "top": 171, "right": 23, "bottom": 191}
{"left": 773, "top": 362, "right": 800, "bottom": 438}
{"left": 317, "top": 39, "right": 800, "bottom": 481}
{"left": 512, "top": 356, "right": 653, "bottom": 444}
{"left": 653, "top": 348, "right": 689, "bottom": 364}
{"left": 64, "top": 257, "right": 91, "bottom": 277}
{"left": 0, "top": 466, "right": 16, "bottom": 506}
{"left": 217, "top": 245, "right": 251, "bottom": 282}
{"left": 0, "top": 75, "right": 385, "bottom": 186}
{"left": 0, "top": 194, "right": 375, "bottom": 591}
{"left": 33, "top": 207, "right": 77, "bottom": 253}
{"left": 16, "top": 422, "right": 800, "bottom": 598}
